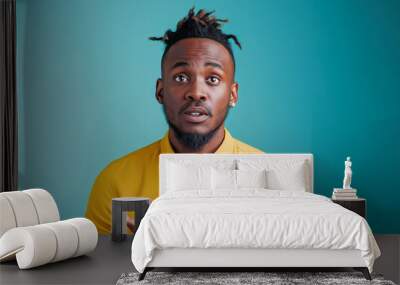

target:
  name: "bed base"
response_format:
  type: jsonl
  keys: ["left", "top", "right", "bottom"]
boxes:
{"left": 138, "top": 267, "right": 371, "bottom": 281}
{"left": 138, "top": 248, "right": 372, "bottom": 281}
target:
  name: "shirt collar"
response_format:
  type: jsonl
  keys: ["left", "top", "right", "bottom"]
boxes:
{"left": 160, "top": 127, "right": 235, "bottom": 154}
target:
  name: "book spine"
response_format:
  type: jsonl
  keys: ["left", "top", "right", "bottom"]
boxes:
{"left": 332, "top": 195, "right": 358, "bottom": 200}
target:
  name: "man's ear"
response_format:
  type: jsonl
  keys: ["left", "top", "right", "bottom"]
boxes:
{"left": 230, "top": 82, "right": 239, "bottom": 105}
{"left": 155, "top": 78, "right": 163, "bottom": 104}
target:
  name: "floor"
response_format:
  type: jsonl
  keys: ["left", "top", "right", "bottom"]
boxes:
{"left": 374, "top": 235, "right": 400, "bottom": 284}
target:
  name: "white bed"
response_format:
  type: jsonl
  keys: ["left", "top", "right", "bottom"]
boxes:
{"left": 131, "top": 154, "right": 381, "bottom": 280}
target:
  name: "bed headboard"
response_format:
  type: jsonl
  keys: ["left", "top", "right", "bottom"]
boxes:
{"left": 159, "top": 154, "right": 314, "bottom": 195}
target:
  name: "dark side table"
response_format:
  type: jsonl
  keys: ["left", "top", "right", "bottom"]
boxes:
{"left": 331, "top": 198, "right": 366, "bottom": 219}
{"left": 112, "top": 197, "right": 150, "bottom": 242}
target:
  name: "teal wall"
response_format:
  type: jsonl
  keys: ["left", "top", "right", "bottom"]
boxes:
{"left": 17, "top": 0, "right": 400, "bottom": 233}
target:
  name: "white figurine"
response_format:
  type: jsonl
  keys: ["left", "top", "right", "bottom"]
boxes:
{"left": 343, "top": 156, "right": 352, "bottom": 189}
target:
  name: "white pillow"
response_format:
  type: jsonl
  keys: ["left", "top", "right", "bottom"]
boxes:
{"left": 211, "top": 168, "right": 236, "bottom": 190}
{"left": 237, "top": 159, "right": 308, "bottom": 191}
{"left": 211, "top": 168, "right": 268, "bottom": 190}
{"left": 236, "top": 169, "right": 268, "bottom": 189}
{"left": 167, "top": 162, "right": 212, "bottom": 191}
{"left": 266, "top": 167, "right": 307, "bottom": 191}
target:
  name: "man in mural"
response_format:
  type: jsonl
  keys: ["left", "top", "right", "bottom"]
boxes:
{"left": 86, "top": 7, "right": 264, "bottom": 234}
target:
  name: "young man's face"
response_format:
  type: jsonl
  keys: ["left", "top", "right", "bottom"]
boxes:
{"left": 156, "top": 38, "right": 238, "bottom": 142}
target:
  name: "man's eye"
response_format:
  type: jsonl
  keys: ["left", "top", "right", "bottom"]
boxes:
{"left": 174, "top": 74, "right": 189, "bottom": 83}
{"left": 207, "top": 76, "right": 220, "bottom": 85}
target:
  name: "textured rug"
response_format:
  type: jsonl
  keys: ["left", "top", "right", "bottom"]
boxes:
{"left": 116, "top": 271, "right": 396, "bottom": 285}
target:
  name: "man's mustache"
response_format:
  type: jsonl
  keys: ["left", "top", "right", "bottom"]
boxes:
{"left": 179, "top": 101, "right": 212, "bottom": 116}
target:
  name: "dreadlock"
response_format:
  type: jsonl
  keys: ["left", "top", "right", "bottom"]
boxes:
{"left": 149, "top": 6, "right": 242, "bottom": 74}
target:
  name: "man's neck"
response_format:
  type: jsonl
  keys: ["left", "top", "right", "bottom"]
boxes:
{"left": 168, "top": 125, "right": 225, "bottom": 153}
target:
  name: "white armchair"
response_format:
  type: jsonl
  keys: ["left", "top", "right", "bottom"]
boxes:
{"left": 0, "top": 189, "right": 97, "bottom": 269}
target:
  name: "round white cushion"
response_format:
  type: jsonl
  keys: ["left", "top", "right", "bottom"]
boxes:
{"left": 0, "top": 189, "right": 60, "bottom": 238}
{"left": 42, "top": 221, "right": 79, "bottom": 262}
{"left": 65, "top": 218, "right": 98, "bottom": 257}
{"left": 23, "top": 189, "right": 60, "bottom": 223}
{"left": 0, "top": 196, "right": 17, "bottom": 237}
{"left": 0, "top": 191, "right": 39, "bottom": 227}
{"left": 0, "top": 225, "right": 57, "bottom": 268}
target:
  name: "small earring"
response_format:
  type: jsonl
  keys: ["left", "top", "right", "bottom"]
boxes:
{"left": 229, "top": 94, "right": 235, "bottom": 107}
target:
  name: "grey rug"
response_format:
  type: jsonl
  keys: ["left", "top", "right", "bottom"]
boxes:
{"left": 116, "top": 271, "right": 396, "bottom": 285}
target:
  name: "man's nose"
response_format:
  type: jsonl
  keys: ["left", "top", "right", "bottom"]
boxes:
{"left": 184, "top": 78, "right": 207, "bottom": 101}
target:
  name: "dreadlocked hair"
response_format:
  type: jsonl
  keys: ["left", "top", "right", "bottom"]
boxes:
{"left": 149, "top": 6, "right": 241, "bottom": 72}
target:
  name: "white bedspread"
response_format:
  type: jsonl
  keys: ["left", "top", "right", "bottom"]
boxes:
{"left": 131, "top": 189, "right": 380, "bottom": 273}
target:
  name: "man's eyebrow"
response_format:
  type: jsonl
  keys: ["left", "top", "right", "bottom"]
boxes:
{"left": 170, "top": 61, "right": 189, "bottom": 70}
{"left": 169, "top": 61, "right": 224, "bottom": 71}
{"left": 204, "top": 61, "right": 223, "bottom": 70}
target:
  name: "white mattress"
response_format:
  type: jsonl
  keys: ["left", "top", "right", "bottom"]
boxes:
{"left": 131, "top": 189, "right": 381, "bottom": 273}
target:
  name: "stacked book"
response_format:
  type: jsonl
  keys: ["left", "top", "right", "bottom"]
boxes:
{"left": 332, "top": 188, "right": 358, "bottom": 200}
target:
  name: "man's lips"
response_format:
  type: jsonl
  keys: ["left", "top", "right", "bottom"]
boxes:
{"left": 182, "top": 113, "right": 209, "bottom": 123}
{"left": 182, "top": 107, "right": 210, "bottom": 123}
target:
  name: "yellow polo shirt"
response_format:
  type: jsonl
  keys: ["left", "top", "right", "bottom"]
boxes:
{"left": 85, "top": 128, "right": 264, "bottom": 234}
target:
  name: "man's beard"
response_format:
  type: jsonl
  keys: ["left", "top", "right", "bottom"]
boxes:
{"left": 162, "top": 103, "right": 231, "bottom": 151}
